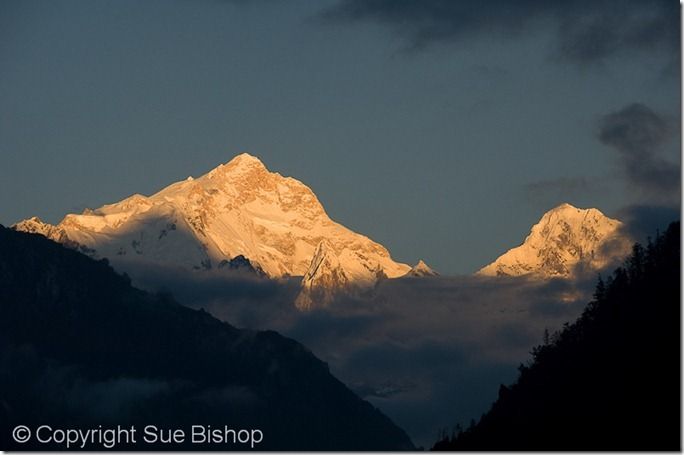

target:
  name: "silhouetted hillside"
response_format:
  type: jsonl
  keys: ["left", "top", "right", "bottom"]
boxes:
{"left": 0, "top": 226, "right": 414, "bottom": 450}
{"left": 434, "top": 222, "right": 680, "bottom": 451}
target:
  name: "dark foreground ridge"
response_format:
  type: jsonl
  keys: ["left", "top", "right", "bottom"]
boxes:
{"left": 434, "top": 222, "right": 681, "bottom": 451}
{"left": 0, "top": 226, "right": 414, "bottom": 450}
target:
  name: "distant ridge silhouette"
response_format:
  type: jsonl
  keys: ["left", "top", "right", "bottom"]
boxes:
{"left": 0, "top": 226, "right": 414, "bottom": 451}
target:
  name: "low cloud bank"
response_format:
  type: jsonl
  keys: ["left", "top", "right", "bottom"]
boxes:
{"left": 129, "top": 263, "right": 599, "bottom": 447}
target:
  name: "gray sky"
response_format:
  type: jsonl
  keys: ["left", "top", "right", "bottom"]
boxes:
{"left": 1, "top": 0, "right": 680, "bottom": 274}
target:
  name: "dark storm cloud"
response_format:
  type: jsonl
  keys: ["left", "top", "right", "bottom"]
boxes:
{"left": 597, "top": 103, "right": 679, "bottom": 201}
{"left": 319, "top": 0, "right": 679, "bottom": 64}
{"left": 555, "top": 0, "right": 679, "bottom": 64}
{"left": 598, "top": 103, "right": 672, "bottom": 152}
{"left": 616, "top": 204, "right": 680, "bottom": 242}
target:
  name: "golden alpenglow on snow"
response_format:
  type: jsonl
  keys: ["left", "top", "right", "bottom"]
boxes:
{"left": 477, "top": 203, "right": 632, "bottom": 278}
{"left": 13, "top": 153, "right": 410, "bottom": 306}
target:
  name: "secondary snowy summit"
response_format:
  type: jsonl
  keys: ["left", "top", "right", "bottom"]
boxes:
{"left": 477, "top": 203, "right": 632, "bottom": 278}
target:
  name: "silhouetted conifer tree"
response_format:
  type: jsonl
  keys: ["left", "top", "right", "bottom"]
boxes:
{"left": 433, "top": 222, "right": 681, "bottom": 451}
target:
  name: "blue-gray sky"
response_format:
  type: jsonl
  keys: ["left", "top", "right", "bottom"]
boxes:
{"left": 1, "top": 0, "right": 680, "bottom": 274}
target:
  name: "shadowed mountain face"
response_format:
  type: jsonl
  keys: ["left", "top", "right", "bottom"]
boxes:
{"left": 435, "top": 222, "right": 680, "bottom": 451}
{"left": 0, "top": 226, "right": 414, "bottom": 451}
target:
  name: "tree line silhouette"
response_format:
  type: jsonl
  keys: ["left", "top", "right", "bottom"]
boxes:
{"left": 434, "top": 222, "right": 680, "bottom": 451}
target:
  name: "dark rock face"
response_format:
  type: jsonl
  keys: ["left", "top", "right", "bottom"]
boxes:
{"left": 218, "top": 254, "right": 266, "bottom": 277}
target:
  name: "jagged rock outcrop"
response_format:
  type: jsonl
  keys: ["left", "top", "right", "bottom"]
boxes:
{"left": 295, "top": 240, "right": 350, "bottom": 309}
{"left": 405, "top": 260, "right": 439, "bottom": 277}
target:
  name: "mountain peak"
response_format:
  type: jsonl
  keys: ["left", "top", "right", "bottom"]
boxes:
{"left": 406, "top": 260, "right": 439, "bottom": 277}
{"left": 204, "top": 153, "right": 269, "bottom": 182}
{"left": 14, "top": 151, "right": 410, "bottom": 293}
{"left": 548, "top": 202, "right": 604, "bottom": 215}
{"left": 226, "top": 152, "right": 266, "bottom": 169}
{"left": 552, "top": 202, "right": 577, "bottom": 211}
{"left": 478, "top": 204, "right": 631, "bottom": 278}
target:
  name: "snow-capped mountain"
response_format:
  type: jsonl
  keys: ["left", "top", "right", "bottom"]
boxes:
{"left": 477, "top": 203, "right": 632, "bottom": 278}
{"left": 405, "top": 260, "right": 439, "bottom": 277}
{"left": 13, "top": 153, "right": 410, "bottom": 301}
